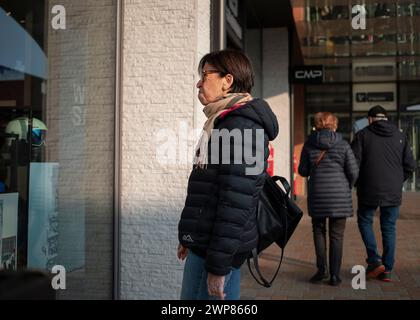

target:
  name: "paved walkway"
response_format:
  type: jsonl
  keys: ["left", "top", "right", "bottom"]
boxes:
{"left": 240, "top": 211, "right": 420, "bottom": 300}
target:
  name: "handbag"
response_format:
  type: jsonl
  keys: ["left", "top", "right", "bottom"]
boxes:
{"left": 247, "top": 174, "right": 303, "bottom": 288}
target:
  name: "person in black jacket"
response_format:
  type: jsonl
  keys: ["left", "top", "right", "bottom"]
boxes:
{"left": 351, "top": 105, "right": 416, "bottom": 282}
{"left": 299, "top": 112, "right": 359, "bottom": 286}
{"left": 177, "top": 50, "right": 279, "bottom": 300}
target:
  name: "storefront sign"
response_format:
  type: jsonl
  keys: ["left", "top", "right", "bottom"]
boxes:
{"left": 291, "top": 65, "right": 324, "bottom": 83}
{"left": 353, "top": 83, "right": 397, "bottom": 111}
{"left": 355, "top": 92, "right": 394, "bottom": 103}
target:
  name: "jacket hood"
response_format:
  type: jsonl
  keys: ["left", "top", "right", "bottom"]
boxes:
{"left": 308, "top": 129, "right": 342, "bottom": 150}
{"left": 220, "top": 98, "right": 279, "bottom": 140}
{"left": 368, "top": 120, "right": 397, "bottom": 137}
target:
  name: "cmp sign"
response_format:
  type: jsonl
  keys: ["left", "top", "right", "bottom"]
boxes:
{"left": 290, "top": 65, "right": 324, "bottom": 83}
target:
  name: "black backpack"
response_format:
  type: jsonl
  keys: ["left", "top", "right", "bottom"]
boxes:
{"left": 247, "top": 174, "right": 303, "bottom": 287}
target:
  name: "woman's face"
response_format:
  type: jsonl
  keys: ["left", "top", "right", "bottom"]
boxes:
{"left": 196, "top": 63, "right": 232, "bottom": 105}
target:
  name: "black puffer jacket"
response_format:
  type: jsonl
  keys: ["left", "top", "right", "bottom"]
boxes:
{"left": 298, "top": 129, "right": 359, "bottom": 218}
{"left": 351, "top": 120, "right": 416, "bottom": 207}
{"left": 178, "top": 98, "right": 279, "bottom": 276}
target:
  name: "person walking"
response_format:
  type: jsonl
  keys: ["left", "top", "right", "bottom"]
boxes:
{"left": 177, "top": 49, "right": 279, "bottom": 300}
{"left": 299, "top": 112, "right": 359, "bottom": 286}
{"left": 351, "top": 105, "right": 416, "bottom": 282}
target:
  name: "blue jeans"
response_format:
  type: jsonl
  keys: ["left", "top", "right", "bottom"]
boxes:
{"left": 180, "top": 251, "right": 241, "bottom": 300}
{"left": 357, "top": 205, "right": 400, "bottom": 271}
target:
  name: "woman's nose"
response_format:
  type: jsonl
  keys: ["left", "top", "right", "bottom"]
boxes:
{"left": 196, "top": 79, "right": 202, "bottom": 88}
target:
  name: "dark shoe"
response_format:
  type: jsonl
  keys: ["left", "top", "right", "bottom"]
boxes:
{"left": 366, "top": 261, "right": 385, "bottom": 278}
{"left": 309, "top": 270, "right": 329, "bottom": 282}
{"left": 329, "top": 275, "right": 342, "bottom": 286}
{"left": 377, "top": 271, "right": 392, "bottom": 282}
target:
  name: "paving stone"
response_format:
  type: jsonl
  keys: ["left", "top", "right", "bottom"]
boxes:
{"left": 241, "top": 216, "right": 420, "bottom": 300}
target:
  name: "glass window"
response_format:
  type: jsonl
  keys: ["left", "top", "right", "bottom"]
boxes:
{"left": 399, "top": 59, "right": 420, "bottom": 80}
{"left": 0, "top": 1, "right": 116, "bottom": 299}
{"left": 305, "top": 84, "right": 350, "bottom": 113}
{"left": 305, "top": 84, "right": 351, "bottom": 140}
{"left": 366, "top": 2, "right": 396, "bottom": 18}
{"left": 324, "top": 65, "right": 351, "bottom": 82}
{"left": 400, "top": 82, "right": 420, "bottom": 110}
{"left": 400, "top": 113, "right": 420, "bottom": 191}
{"left": 397, "top": 2, "right": 420, "bottom": 17}
{"left": 399, "top": 82, "right": 420, "bottom": 191}
{"left": 308, "top": 5, "right": 349, "bottom": 21}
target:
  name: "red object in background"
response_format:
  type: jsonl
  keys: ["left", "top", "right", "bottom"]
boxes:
{"left": 293, "top": 153, "right": 298, "bottom": 196}
{"left": 267, "top": 144, "right": 274, "bottom": 176}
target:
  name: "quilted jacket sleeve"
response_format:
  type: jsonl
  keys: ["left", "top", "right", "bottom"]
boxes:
{"left": 350, "top": 131, "right": 363, "bottom": 167}
{"left": 205, "top": 122, "right": 267, "bottom": 276}
{"left": 344, "top": 143, "right": 359, "bottom": 187}
{"left": 298, "top": 143, "right": 310, "bottom": 177}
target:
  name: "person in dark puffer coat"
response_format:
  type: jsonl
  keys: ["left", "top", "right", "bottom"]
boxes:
{"left": 177, "top": 50, "right": 279, "bottom": 300}
{"left": 299, "top": 112, "right": 358, "bottom": 286}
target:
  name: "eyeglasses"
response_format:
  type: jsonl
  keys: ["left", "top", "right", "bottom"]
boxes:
{"left": 200, "top": 69, "right": 221, "bottom": 81}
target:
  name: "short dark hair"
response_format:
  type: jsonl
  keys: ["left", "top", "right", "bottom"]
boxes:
{"left": 368, "top": 105, "right": 388, "bottom": 118}
{"left": 198, "top": 50, "right": 254, "bottom": 93}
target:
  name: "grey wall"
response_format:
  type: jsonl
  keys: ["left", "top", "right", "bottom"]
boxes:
{"left": 246, "top": 28, "right": 290, "bottom": 179}
{"left": 120, "top": 0, "right": 211, "bottom": 300}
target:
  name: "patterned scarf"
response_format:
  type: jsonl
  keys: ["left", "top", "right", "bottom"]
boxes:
{"left": 194, "top": 92, "right": 253, "bottom": 168}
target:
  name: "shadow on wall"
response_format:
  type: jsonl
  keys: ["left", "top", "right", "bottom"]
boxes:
{"left": 120, "top": 207, "right": 184, "bottom": 300}
{"left": 0, "top": 270, "right": 56, "bottom": 300}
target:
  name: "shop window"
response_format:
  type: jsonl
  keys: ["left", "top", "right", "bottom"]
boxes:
{"left": 305, "top": 84, "right": 351, "bottom": 140}
{"left": 399, "top": 82, "right": 420, "bottom": 192}
{"left": 0, "top": 0, "right": 116, "bottom": 299}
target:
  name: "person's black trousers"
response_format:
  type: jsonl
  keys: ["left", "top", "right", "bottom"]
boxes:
{"left": 311, "top": 217, "right": 347, "bottom": 277}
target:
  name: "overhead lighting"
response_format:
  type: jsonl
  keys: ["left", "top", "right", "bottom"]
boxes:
{"left": 20, "top": 20, "right": 25, "bottom": 24}
{"left": 6, "top": 12, "right": 11, "bottom": 16}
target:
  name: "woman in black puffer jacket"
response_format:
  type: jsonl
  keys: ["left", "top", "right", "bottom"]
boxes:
{"left": 177, "top": 50, "right": 279, "bottom": 300}
{"left": 299, "top": 112, "right": 358, "bottom": 286}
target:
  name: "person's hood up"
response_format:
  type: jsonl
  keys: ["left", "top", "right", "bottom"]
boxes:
{"left": 218, "top": 98, "right": 279, "bottom": 140}
{"left": 308, "top": 129, "right": 342, "bottom": 150}
{"left": 368, "top": 120, "right": 397, "bottom": 137}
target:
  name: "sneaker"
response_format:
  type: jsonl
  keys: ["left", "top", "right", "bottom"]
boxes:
{"left": 309, "top": 270, "right": 329, "bottom": 282}
{"left": 366, "top": 261, "right": 385, "bottom": 278}
{"left": 377, "top": 271, "right": 392, "bottom": 282}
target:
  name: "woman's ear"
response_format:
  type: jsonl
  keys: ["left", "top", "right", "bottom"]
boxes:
{"left": 223, "top": 74, "right": 234, "bottom": 92}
